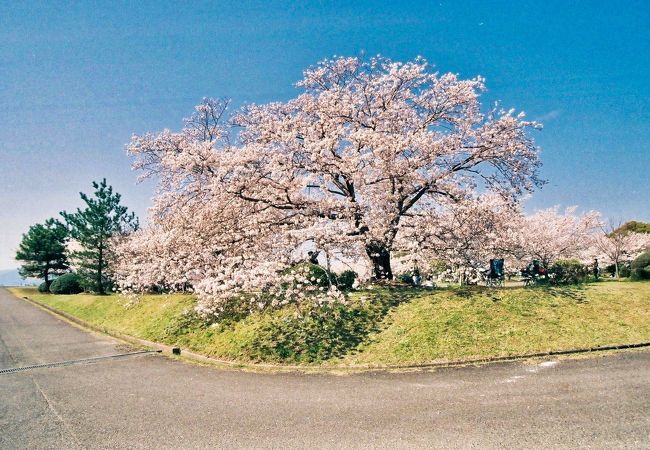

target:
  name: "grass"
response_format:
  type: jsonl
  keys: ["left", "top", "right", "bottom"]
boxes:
{"left": 9, "top": 288, "right": 264, "bottom": 361}
{"left": 10, "top": 280, "right": 650, "bottom": 366}
{"left": 342, "top": 281, "right": 650, "bottom": 365}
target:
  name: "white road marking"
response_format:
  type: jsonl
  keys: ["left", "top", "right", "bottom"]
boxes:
{"left": 506, "top": 361, "right": 560, "bottom": 382}
{"left": 539, "top": 361, "right": 559, "bottom": 368}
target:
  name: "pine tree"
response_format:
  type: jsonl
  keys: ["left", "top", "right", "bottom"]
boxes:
{"left": 61, "top": 179, "right": 138, "bottom": 294}
{"left": 15, "top": 219, "right": 69, "bottom": 287}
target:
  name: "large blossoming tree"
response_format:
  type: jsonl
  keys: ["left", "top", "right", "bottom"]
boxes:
{"left": 514, "top": 206, "right": 601, "bottom": 270}
{"left": 117, "top": 56, "right": 543, "bottom": 316}
{"left": 234, "top": 57, "right": 542, "bottom": 276}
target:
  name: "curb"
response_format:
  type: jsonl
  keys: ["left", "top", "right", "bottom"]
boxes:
{"left": 18, "top": 295, "right": 180, "bottom": 354}
{"left": 16, "top": 294, "right": 650, "bottom": 373}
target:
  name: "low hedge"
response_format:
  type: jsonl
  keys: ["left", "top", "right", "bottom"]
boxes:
{"left": 50, "top": 273, "right": 83, "bottom": 295}
{"left": 632, "top": 251, "right": 650, "bottom": 270}
{"left": 631, "top": 268, "right": 650, "bottom": 281}
{"left": 550, "top": 259, "right": 588, "bottom": 284}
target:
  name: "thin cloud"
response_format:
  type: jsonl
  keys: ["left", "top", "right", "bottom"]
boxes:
{"left": 536, "top": 109, "right": 562, "bottom": 122}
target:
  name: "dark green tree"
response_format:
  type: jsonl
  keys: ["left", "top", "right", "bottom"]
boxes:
{"left": 61, "top": 179, "right": 138, "bottom": 294}
{"left": 15, "top": 219, "right": 69, "bottom": 288}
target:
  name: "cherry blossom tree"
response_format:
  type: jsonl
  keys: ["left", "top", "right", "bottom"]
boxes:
{"left": 116, "top": 56, "right": 543, "bottom": 317}
{"left": 514, "top": 206, "right": 600, "bottom": 271}
{"left": 591, "top": 221, "right": 650, "bottom": 278}
{"left": 233, "top": 56, "right": 542, "bottom": 279}
{"left": 398, "top": 193, "right": 522, "bottom": 284}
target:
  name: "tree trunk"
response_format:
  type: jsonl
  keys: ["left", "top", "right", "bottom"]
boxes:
{"left": 542, "top": 259, "right": 550, "bottom": 281}
{"left": 615, "top": 261, "right": 619, "bottom": 279}
{"left": 365, "top": 242, "right": 393, "bottom": 281}
{"left": 97, "top": 243, "right": 104, "bottom": 295}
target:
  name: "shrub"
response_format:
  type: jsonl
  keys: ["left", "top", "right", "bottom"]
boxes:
{"left": 49, "top": 273, "right": 83, "bottom": 294}
{"left": 603, "top": 263, "right": 631, "bottom": 277}
{"left": 549, "top": 259, "right": 588, "bottom": 284}
{"left": 336, "top": 270, "right": 357, "bottom": 291}
{"left": 630, "top": 268, "right": 650, "bottom": 281}
{"left": 619, "top": 265, "right": 632, "bottom": 278}
{"left": 396, "top": 271, "right": 414, "bottom": 285}
{"left": 632, "top": 251, "right": 650, "bottom": 270}
{"left": 283, "top": 262, "right": 337, "bottom": 288}
{"left": 38, "top": 281, "right": 50, "bottom": 293}
{"left": 196, "top": 263, "right": 344, "bottom": 323}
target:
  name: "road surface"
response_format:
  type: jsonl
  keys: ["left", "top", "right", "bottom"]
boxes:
{"left": 1, "top": 287, "right": 649, "bottom": 449}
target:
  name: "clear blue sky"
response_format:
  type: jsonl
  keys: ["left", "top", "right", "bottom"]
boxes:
{"left": 1, "top": 0, "right": 649, "bottom": 270}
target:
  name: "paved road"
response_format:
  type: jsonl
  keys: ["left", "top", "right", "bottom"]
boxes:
{"left": 1, "top": 288, "right": 649, "bottom": 449}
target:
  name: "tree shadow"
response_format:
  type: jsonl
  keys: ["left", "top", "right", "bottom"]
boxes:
{"left": 535, "top": 284, "right": 589, "bottom": 303}
{"left": 246, "top": 285, "right": 423, "bottom": 363}
{"left": 448, "top": 283, "right": 590, "bottom": 304}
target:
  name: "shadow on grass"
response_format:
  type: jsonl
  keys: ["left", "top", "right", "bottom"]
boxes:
{"left": 527, "top": 283, "right": 589, "bottom": 303}
{"left": 446, "top": 283, "right": 591, "bottom": 304}
{"left": 168, "top": 282, "right": 602, "bottom": 364}
{"left": 244, "top": 286, "right": 420, "bottom": 364}
{"left": 450, "top": 285, "right": 494, "bottom": 300}
{"left": 548, "top": 286, "right": 589, "bottom": 303}
{"left": 159, "top": 285, "right": 423, "bottom": 364}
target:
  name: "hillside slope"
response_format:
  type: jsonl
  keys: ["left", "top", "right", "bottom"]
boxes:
{"left": 11, "top": 281, "right": 650, "bottom": 366}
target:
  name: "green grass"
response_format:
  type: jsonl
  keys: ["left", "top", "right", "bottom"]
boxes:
{"left": 9, "top": 288, "right": 265, "bottom": 361}
{"left": 10, "top": 281, "right": 650, "bottom": 366}
{"left": 11, "top": 289, "right": 195, "bottom": 341}
{"left": 342, "top": 281, "right": 650, "bottom": 365}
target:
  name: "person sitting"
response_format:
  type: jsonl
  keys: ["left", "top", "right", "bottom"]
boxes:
{"left": 412, "top": 268, "right": 422, "bottom": 286}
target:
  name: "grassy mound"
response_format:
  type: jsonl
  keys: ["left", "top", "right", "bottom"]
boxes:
{"left": 342, "top": 282, "right": 650, "bottom": 365}
{"left": 10, "top": 281, "right": 650, "bottom": 366}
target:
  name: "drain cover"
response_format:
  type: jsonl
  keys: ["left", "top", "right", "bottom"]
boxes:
{"left": 0, "top": 350, "right": 161, "bottom": 375}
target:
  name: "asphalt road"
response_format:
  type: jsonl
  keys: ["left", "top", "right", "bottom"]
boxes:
{"left": 1, "top": 288, "right": 649, "bottom": 449}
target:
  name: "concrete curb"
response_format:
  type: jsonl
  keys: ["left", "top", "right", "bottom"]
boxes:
{"left": 17, "top": 294, "right": 650, "bottom": 373}
{"left": 18, "top": 295, "right": 179, "bottom": 354}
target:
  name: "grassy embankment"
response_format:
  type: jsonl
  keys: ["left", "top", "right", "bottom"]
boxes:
{"left": 10, "top": 281, "right": 650, "bottom": 366}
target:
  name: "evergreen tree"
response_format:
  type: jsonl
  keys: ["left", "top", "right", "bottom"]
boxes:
{"left": 61, "top": 179, "right": 138, "bottom": 294}
{"left": 15, "top": 219, "right": 69, "bottom": 287}
{"left": 614, "top": 221, "right": 650, "bottom": 235}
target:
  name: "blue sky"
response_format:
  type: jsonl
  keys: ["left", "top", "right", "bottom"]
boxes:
{"left": 1, "top": 0, "right": 649, "bottom": 270}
